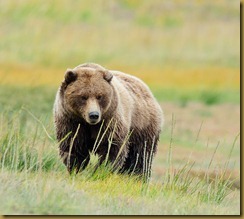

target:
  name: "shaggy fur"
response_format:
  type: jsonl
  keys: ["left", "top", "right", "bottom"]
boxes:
{"left": 54, "top": 63, "right": 163, "bottom": 176}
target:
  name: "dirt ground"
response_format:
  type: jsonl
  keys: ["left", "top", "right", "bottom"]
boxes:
{"left": 152, "top": 102, "right": 240, "bottom": 188}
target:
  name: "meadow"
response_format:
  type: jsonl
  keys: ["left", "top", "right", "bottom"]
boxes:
{"left": 0, "top": 0, "right": 240, "bottom": 215}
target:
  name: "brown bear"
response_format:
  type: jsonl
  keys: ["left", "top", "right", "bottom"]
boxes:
{"left": 53, "top": 63, "right": 163, "bottom": 177}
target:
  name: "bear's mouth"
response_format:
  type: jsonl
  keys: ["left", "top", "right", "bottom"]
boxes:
{"left": 88, "top": 120, "right": 100, "bottom": 125}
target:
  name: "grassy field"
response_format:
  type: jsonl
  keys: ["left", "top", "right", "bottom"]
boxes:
{"left": 0, "top": 0, "right": 240, "bottom": 215}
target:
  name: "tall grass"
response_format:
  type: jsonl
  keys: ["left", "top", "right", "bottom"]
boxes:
{"left": 0, "top": 0, "right": 240, "bottom": 214}
{"left": 162, "top": 115, "right": 238, "bottom": 205}
{"left": 0, "top": 108, "right": 239, "bottom": 215}
{"left": 0, "top": 113, "right": 61, "bottom": 174}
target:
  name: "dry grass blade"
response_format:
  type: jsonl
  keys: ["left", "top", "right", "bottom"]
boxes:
{"left": 21, "top": 107, "right": 54, "bottom": 141}
{"left": 91, "top": 119, "right": 105, "bottom": 154}
{"left": 92, "top": 118, "right": 113, "bottom": 154}
{"left": 67, "top": 124, "right": 80, "bottom": 171}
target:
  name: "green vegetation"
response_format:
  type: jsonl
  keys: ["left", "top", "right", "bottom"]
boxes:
{"left": 0, "top": 0, "right": 240, "bottom": 215}
{"left": 0, "top": 109, "right": 239, "bottom": 214}
{"left": 0, "top": 0, "right": 239, "bottom": 69}
{"left": 151, "top": 87, "right": 240, "bottom": 106}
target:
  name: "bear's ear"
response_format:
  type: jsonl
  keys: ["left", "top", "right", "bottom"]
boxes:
{"left": 64, "top": 69, "right": 77, "bottom": 84}
{"left": 102, "top": 70, "right": 113, "bottom": 83}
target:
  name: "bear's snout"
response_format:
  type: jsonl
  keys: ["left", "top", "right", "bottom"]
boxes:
{"left": 89, "top": 111, "right": 99, "bottom": 120}
{"left": 88, "top": 111, "right": 100, "bottom": 124}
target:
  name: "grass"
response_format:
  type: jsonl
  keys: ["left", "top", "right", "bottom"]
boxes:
{"left": 0, "top": 0, "right": 239, "bottom": 69}
{"left": 151, "top": 87, "right": 240, "bottom": 106}
{"left": 0, "top": 105, "right": 240, "bottom": 215}
{"left": 0, "top": 0, "right": 240, "bottom": 215}
{"left": 0, "top": 0, "right": 240, "bottom": 106}
{"left": 0, "top": 170, "right": 238, "bottom": 215}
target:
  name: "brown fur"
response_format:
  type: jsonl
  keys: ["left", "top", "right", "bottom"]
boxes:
{"left": 53, "top": 63, "right": 163, "bottom": 177}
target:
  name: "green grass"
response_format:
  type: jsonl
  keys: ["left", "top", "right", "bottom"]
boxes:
{"left": 0, "top": 0, "right": 239, "bottom": 68}
{"left": 0, "top": 86, "right": 239, "bottom": 122}
{"left": 0, "top": 169, "right": 239, "bottom": 215}
{"left": 0, "top": 101, "right": 240, "bottom": 215}
{"left": 0, "top": 0, "right": 240, "bottom": 215}
{"left": 151, "top": 87, "right": 240, "bottom": 106}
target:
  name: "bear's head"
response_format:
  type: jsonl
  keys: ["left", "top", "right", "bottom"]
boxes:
{"left": 61, "top": 66, "right": 114, "bottom": 125}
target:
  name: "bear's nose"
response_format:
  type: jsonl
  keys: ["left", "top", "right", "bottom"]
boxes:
{"left": 89, "top": 111, "right": 99, "bottom": 120}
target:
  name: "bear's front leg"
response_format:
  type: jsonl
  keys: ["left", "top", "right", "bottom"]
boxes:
{"left": 55, "top": 117, "right": 90, "bottom": 174}
{"left": 60, "top": 150, "right": 90, "bottom": 173}
{"left": 95, "top": 139, "right": 129, "bottom": 173}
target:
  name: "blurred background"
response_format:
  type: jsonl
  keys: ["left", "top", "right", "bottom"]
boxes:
{"left": 0, "top": 0, "right": 240, "bottom": 187}
{"left": 0, "top": 0, "right": 240, "bottom": 92}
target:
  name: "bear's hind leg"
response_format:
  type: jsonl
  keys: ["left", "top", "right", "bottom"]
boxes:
{"left": 122, "top": 131, "right": 159, "bottom": 180}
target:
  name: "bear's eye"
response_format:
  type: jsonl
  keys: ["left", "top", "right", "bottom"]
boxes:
{"left": 81, "top": 96, "right": 88, "bottom": 101}
{"left": 96, "top": 95, "right": 102, "bottom": 100}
